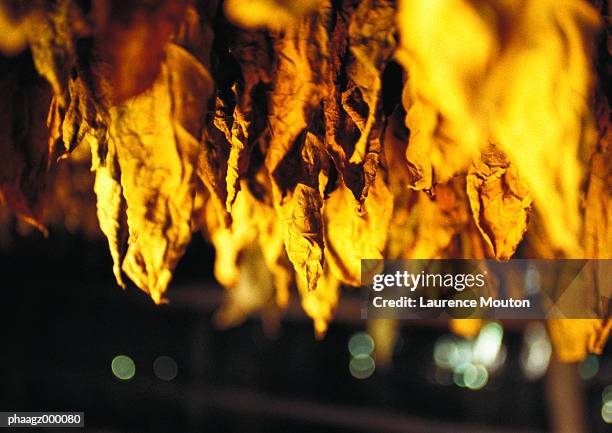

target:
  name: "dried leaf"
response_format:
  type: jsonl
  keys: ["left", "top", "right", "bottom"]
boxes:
{"left": 299, "top": 266, "right": 340, "bottom": 338}
{"left": 324, "top": 0, "right": 395, "bottom": 208}
{"left": 95, "top": 44, "right": 212, "bottom": 302}
{"left": 397, "top": 0, "right": 600, "bottom": 255}
{"left": 94, "top": 141, "right": 126, "bottom": 287}
{"left": 93, "top": 0, "right": 189, "bottom": 104}
{"left": 584, "top": 98, "right": 612, "bottom": 259}
{"left": 344, "top": 0, "right": 395, "bottom": 165}
{"left": 223, "top": 0, "right": 322, "bottom": 30}
{"left": 25, "top": 0, "right": 75, "bottom": 102}
{"left": 265, "top": 12, "right": 330, "bottom": 292}
{"left": 467, "top": 144, "right": 532, "bottom": 259}
{"left": 214, "top": 241, "right": 281, "bottom": 335}
{"left": 224, "top": 30, "right": 272, "bottom": 213}
{"left": 209, "top": 177, "right": 292, "bottom": 328}
{"left": 548, "top": 319, "right": 612, "bottom": 362}
{"left": 324, "top": 167, "right": 393, "bottom": 286}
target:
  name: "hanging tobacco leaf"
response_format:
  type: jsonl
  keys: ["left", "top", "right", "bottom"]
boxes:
{"left": 467, "top": 144, "right": 532, "bottom": 260}
{"left": 223, "top": 0, "right": 322, "bottom": 30}
{"left": 299, "top": 266, "right": 340, "bottom": 338}
{"left": 94, "top": 43, "right": 212, "bottom": 302}
{"left": 264, "top": 9, "right": 330, "bottom": 292}
{"left": 324, "top": 168, "right": 393, "bottom": 286}
{"left": 323, "top": 0, "right": 396, "bottom": 211}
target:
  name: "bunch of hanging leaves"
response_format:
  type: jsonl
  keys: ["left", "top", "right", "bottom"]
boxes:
{"left": 0, "top": 0, "right": 610, "bottom": 361}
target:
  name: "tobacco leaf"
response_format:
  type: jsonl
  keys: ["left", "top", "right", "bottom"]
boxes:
{"left": 398, "top": 180, "right": 470, "bottom": 259}
{"left": 0, "top": 53, "right": 53, "bottom": 232}
{"left": 92, "top": 0, "right": 189, "bottom": 104}
{"left": 199, "top": 104, "right": 232, "bottom": 228}
{"left": 94, "top": 43, "right": 212, "bottom": 302}
{"left": 323, "top": 0, "right": 395, "bottom": 209}
{"left": 213, "top": 240, "right": 281, "bottom": 335}
{"left": 43, "top": 142, "right": 100, "bottom": 238}
{"left": 397, "top": 0, "right": 600, "bottom": 256}
{"left": 0, "top": 0, "right": 33, "bottom": 55}
{"left": 548, "top": 319, "right": 612, "bottom": 363}
{"left": 224, "top": 30, "right": 272, "bottom": 213}
{"left": 324, "top": 167, "right": 393, "bottom": 286}
{"left": 50, "top": 75, "right": 110, "bottom": 165}
{"left": 343, "top": 0, "right": 395, "bottom": 166}
{"left": 298, "top": 266, "right": 340, "bottom": 338}
{"left": 223, "top": 0, "right": 322, "bottom": 30}
{"left": 265, "top": 11, "right": 330, "bottom": 292}
{"left": 547, "top": 97, "right": 612, "bottom": 362}
{"left": 545, "top": 95, "right": 612, "bottom": 362}
{"left": 93, "top": 139, "right": 127, "bottom": 287}
{"left": 396, "top": 0, "right": 491, "bottom": 191}
{"left": 584, "top": 98, "right": 612, "bottom": 260}
{"left": 467, "top": 144, "right": 532, "bottom": 260}
{"left": 485, "top": 0, "right": 600, "bottom": 256}
{"left": 207, "top": 177, "right": 293, "bottom": 327}
{"left": 25, "top": 0, "right": 75, "bottom": 103}
{"left": 172, "top": 2, "right": 217, "bottom": 70}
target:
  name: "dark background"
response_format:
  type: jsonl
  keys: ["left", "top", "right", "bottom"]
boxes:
{"left": 0, "top": 227, "right": 609, "bottom": 433}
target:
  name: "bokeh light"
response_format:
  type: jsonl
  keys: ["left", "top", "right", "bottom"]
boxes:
{"left": 602, "top": 401, "right": 612, "bottom": 424}
{"left": 111, "top": 355, "right": 135, "bottom": 380}
{"left": 348, "top": 332, "right": 375, "bottom": 358}
{"left": 520, "top": 322, "right": 551, "bottom": 381}
{"left": 349, "top": 355, "right": 375, "bottom": 379}
{"left": 473, "top": 322, "right": 503, "bottom": 367}
{"left": 464, "top": 364, "right": 488, "bottom": 390}
{"left": 153, "top": 355, "right": 178, "bottom": 381}
{"left": 433, "top": 336, "right": 458, "bottom": 369}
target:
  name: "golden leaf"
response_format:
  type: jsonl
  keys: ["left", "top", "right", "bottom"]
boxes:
{"left": 324, "top": 168, "right": 393, "bottom": 286}
{"left": 467, "top": 144, "right": 532, "bottom": 260}
{"left": 265, "top": 12, "right": 329, "bottom": 292}
{"left": 223, "top": 30, "right": 272, "bottom": 213}
{"left": 548, "top": 319, "right": 612, "bottom": 363}
{"left": 299, "top": 266, "right": 340, "bottom": 338}
{"left": 397, "top": 0, "right": 600, "bottom": 255}
{"left": 94, "top": 43, "right": 212, "bottom": 302}
{"left": 223, "top": 0, "right": 322, "bottom": 30}
{"left": 324, "top": 0, "right": 395, "bottom": 208}
{"left": 584, "top": 98, "right": 612, "bottom": 260}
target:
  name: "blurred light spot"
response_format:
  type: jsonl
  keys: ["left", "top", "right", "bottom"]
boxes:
{"left": 348, "top": 332, "right": 375, "bottom": 358}
{"left": 520, "top": 322, "right": 551, "bottom": 381}
{"left": 349, "top": 354, "right": 375, "bottom": 379}
{"left": 434, "top": 367, "right": 453, "bottom": 386}
{"left": 453, "top": 340, "right": 473, "bottom": 367}
{"left": 111, "top": 355, "right": 135, "bottom": 380}
{"left": 473, "top": 322, "right": 503, "bottom": 367}
{"left": 464, "top": 364, "right": 489, "bottom": 390}
{"left": 602, "top": 401, "right": 612, "bottom": 424}
{"left": 578, "top": 355, "right": 599, "bottom": 380}
{"left": 433, "top": 336, "right": 458, "bottom": 369}
{"left": 153, "top": 355, "right": 178, "bottom": 381}
{"left": 487, "top": 344, "right": 507, "bottom": 374}
{"left": 603, "top": 385, "right": 612, "bottom": 404}
{"left": 525, "top": 264, "right": 540, "bottom": 295}
{"left": 453, "top": 363, "right": 470, "bottom": 388}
